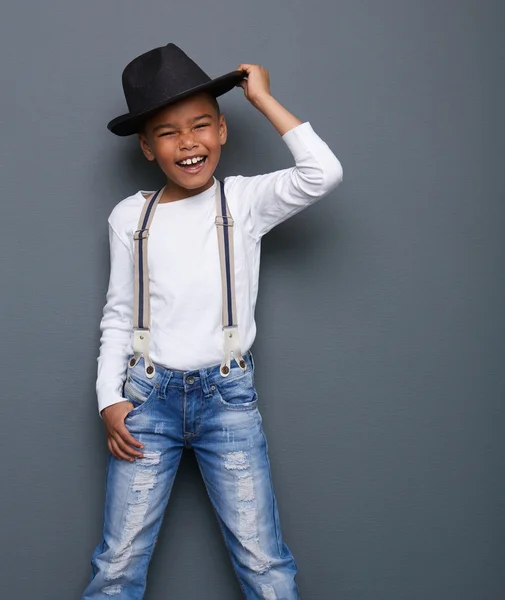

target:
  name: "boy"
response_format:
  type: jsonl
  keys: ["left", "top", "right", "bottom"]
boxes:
{"left": 83, "top": 43, "right": 343, "bottom": 599}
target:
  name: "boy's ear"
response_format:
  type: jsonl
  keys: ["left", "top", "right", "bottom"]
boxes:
{"left": 138, "top": 131, "right": 156, "bottom": 162}
{"left": 218, "top": 113, "right": 228, "bottom": 146}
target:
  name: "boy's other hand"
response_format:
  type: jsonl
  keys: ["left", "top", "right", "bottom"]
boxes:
{"left": 101, "top": 402, "right": 145, "bottom": 461}
{"left": 235, "top": 64, "right": 271, "bottom": 107}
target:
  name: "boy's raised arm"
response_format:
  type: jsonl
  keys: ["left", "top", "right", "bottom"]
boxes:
{"left": 228, "top": 64, "right": 344, "bottom": 240}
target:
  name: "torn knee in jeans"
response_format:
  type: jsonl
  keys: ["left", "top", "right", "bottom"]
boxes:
{"left": 102, "top": 450, "right": 162, "bottom": 593}
{"left": 224, "top": 450, "right": 273, "bottom": 576}
{"left": 261, "top": 584, "right": 277, "bottom": 599}
{"left": 101, "top": 584, "right": 122, "bottom": 596}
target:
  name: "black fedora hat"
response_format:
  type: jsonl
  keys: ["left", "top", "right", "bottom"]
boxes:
{"left": 107, "top": 43, "right": 245, "bottom": 136}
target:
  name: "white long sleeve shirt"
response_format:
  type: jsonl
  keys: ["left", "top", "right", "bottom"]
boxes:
{"left": 96, "top": 121, "right": 343, "bottom": 415}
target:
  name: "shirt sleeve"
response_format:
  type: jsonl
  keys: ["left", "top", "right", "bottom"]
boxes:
{"left": 226, "top": 121, "right": 343, "bottom": 240}
{"left": 95, "top": 221, "right": 134, "bottom": 417}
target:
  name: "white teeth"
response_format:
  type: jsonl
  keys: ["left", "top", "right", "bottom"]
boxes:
{"left": 179, "top": 156, "right": 205, "bottom": 166}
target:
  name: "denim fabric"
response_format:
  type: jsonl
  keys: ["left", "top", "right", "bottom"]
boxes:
{"left": 82, "top": 350, "right": 299, "bottom": 600}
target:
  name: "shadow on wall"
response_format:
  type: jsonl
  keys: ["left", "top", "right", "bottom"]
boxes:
{"left": 260, "top": 203, "right": 342, "bottom": 267}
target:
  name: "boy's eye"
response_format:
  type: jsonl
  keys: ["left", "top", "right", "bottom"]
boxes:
{"left": 158, "top": 124, "right": 208, "bottom": 137}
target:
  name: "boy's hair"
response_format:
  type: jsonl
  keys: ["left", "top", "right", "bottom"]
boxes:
{"left": 139, "top": 93, "right": 220, "bottom": 137}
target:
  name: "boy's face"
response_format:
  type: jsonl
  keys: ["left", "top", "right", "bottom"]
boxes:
{"left": 138, "top": 92, "right": 227, "bottom": 197}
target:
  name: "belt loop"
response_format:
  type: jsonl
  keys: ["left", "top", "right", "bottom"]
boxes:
{"left": 158, "top": 369, "right": 174, "bottom": 399}
{"left": 199, "top": 365, "right": 212, "bottom": 396}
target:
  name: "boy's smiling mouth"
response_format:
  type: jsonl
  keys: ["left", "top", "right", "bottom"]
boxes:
{"left": 175, "top": 155, "right": 208, "bottom": 174}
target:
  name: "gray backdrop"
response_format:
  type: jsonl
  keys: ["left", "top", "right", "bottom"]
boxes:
{"left": 0, "top": 1, "right": 504, "bottom": 599}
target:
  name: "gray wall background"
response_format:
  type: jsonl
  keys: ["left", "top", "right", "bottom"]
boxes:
{"left": 0, "top": 1, "right": 504, "bottom": 598}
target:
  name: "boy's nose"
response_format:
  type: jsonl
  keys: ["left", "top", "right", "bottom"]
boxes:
{"left": 180, "top": 134, "right": 197, "bottom": 150}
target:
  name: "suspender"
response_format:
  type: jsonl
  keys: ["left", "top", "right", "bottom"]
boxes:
{"left": 128, "top": 180, "right": 247, "bottom": 378}
{"left": 214, "top": 180, "right": 246, "bottom": 375}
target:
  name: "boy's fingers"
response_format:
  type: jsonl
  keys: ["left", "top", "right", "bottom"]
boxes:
{"left": 112, "top": 425, "right": 145, "bottom": 457}
{"left": 110, "top": 437, "right": 133, "bottom": 462}
{"left": 114, "top": 431, "right": 144, "bottom": 458}
{"left": 112, "top": 433, "right": 141, "bottom": 460}
{"left": 236, "top": 63, "right": 254, "bottom": 73}
{"left": 118, "top": 423, "right": 145, "bottom": 449}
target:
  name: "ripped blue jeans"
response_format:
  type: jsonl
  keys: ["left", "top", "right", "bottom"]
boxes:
{"left": 82, "top": 350, "right": 299, "bottom": 600}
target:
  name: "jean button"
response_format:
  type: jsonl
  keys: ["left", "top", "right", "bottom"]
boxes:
{"left": 187, "top": 376, "right": 195, "bottom": 385}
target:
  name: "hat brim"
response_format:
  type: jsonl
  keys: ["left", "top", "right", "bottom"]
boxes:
{"left": 107, "top": 70, "right": 245, "bottom": 136}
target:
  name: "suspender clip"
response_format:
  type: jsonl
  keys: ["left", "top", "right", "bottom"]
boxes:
{"left": 220, "top": 325, "right": 247, "bottom": 377}
{"left": 130, "top": 328, "right": 156, "bottom": 378}
{"left": 133, "top": 229, "right": 149, "bottom": 240}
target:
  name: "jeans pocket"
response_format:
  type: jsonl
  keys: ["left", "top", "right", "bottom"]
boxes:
{"left": 213, "top": 370, "right": 258, "bottom": 411}
{"left": 123, "top": 372, "right": 158, "bottom": 417}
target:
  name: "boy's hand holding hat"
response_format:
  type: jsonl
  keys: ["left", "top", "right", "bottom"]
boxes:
{"left": 234, "top": 63, "right": 272, "bottom": 107}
